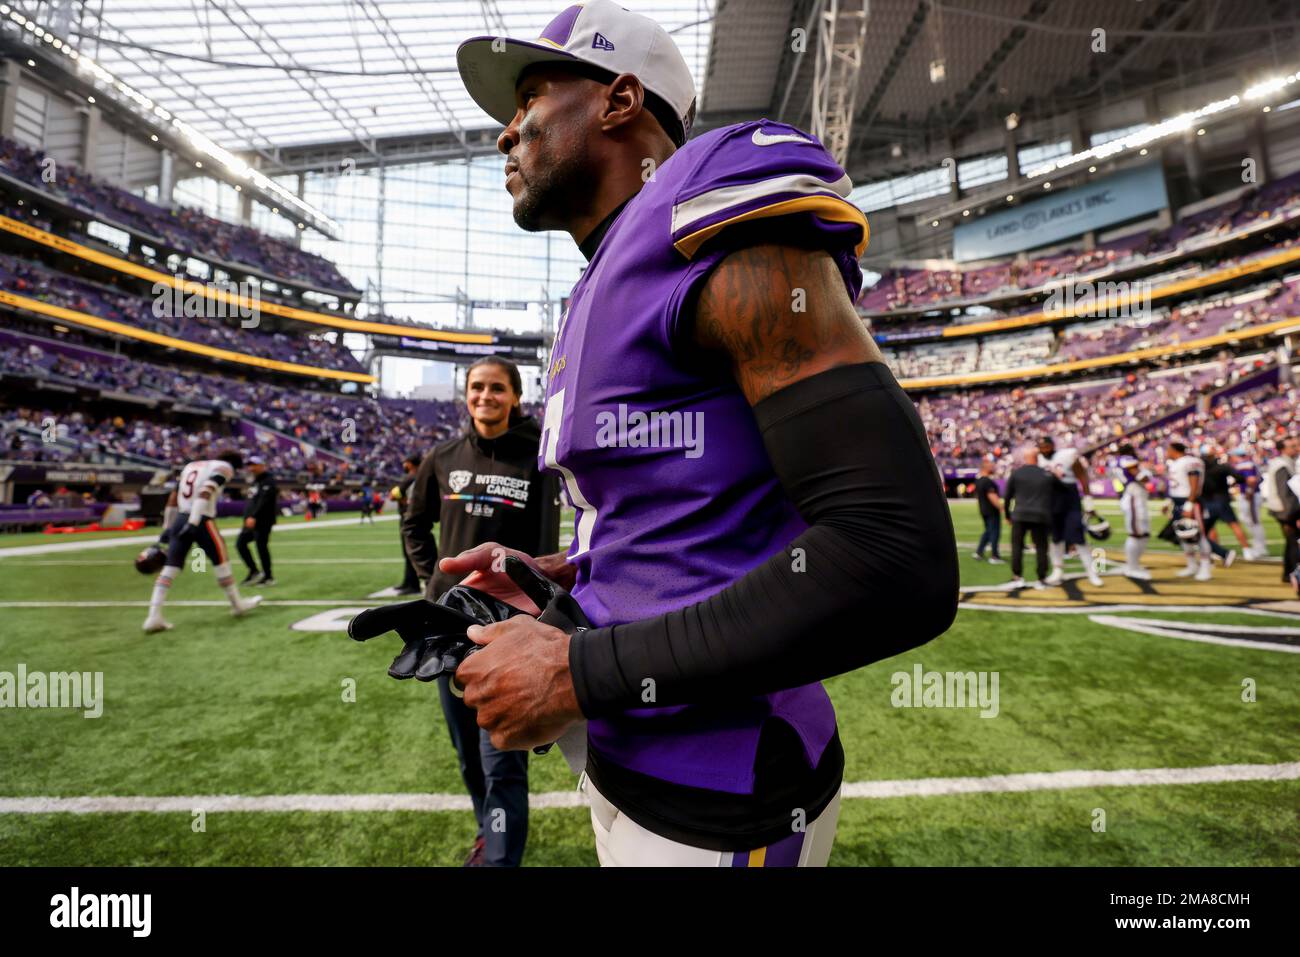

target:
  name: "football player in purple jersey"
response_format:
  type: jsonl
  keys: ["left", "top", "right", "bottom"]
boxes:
{"left": 437, "top": 0, "right": 959, "bottom": 866}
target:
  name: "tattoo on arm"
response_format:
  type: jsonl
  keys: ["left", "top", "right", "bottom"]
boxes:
{"left": 692, "top": 243, "right": 882, "bottom": 405}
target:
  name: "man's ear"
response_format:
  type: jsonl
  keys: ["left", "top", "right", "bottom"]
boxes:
{"left": 600, "top": 73, "right": 645, "bottom": 132}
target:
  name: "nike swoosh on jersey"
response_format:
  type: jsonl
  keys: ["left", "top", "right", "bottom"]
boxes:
{"left": 751, "top": 128, "right": 813, "bottom": 147}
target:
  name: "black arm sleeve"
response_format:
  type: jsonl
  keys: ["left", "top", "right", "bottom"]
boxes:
{"left": 569, "top": 361, "right": 959, "bottom": 717}
{"left": 1003, "top": 474, "right": 1016, "bottom": 521}
{"left": 401, "top": 453, "right": 441, "bottom": 580}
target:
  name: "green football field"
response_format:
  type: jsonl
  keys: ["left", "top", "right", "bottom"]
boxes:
{"left": 0, "top": 500, "right": 1296, "bottom": 866}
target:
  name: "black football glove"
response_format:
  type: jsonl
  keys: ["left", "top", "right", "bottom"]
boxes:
{"left": 347, "top": 586, "right": 525, "bottom": 681}
{"left": 347, "top": 557, "right": 591, "bottom": 765}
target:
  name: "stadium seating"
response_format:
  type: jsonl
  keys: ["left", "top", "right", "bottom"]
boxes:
{"left": 0, "top": 251, "right": 365, "bottom": 374}
{"left": 0, "top": 136, "right": 356, "bottom": 293}
{"left": 859, "top": 169, "right": 1300, "bottom": 314}
{"left": 0, "top": 330, "right": 465, "bottom": 480}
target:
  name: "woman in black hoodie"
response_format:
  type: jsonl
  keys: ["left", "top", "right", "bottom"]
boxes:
{"left": 402, "top": 356, "right": 560, "bottom": 867}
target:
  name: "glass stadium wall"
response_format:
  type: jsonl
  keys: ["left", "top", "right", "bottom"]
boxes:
{"left": 168, "top": 156, "right": 588, "bottom": 399}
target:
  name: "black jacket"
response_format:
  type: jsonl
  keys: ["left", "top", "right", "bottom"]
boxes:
{"left": 396, "top": 472, "right": 417, "bottom": 514}
{"left": 1003, "top": 464, "right": 1058, "bottom": 525}
{"left": 242, "top": 472, "right": 278, "bottom": 527}
{"left": 402, "top": 416, "right": 561, "bottom": 600}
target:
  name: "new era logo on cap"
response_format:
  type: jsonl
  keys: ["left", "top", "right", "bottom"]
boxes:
{"left": 457, "top": 0, "right": 696, "bottom": 142}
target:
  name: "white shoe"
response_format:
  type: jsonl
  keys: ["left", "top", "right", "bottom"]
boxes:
{"left": 971, "top": 552, "right": 984, "bottom": 561}
{"left": 1176, "top": 564, "right": 1198, "bottom": 578}
{"left": 1045, "top": 569, "right": 1063, "bottom": 586}
{"left": 1088, "top": 573, "right": 1104, "bottom": 587}
{"left": 1194, "top": 562, "right": 1212, "bottom": 582}
{"left": 142, "top": 615, "right": 173, "bottom": 634}
{"left": 987, "top": 557, "right": 1005, "bottom": 565}
{"left": 231, "top": 594, "right": 263, "bottom": 618}
{"left": 1033, "top": 580, "right": 1046, "bottom": 590}
{"left": 1124, "top": 567, "right": 1152, "bottom": 580}
{"left": 1009, "top": 577, "right": 1026, "bottom": 589}
{"left": 1222, "top": 550, "right": 1237, "bottom": 568}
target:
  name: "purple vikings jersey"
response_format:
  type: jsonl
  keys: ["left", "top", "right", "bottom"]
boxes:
{"left": 541, "top": 120, "right": 869, "bottom": 794}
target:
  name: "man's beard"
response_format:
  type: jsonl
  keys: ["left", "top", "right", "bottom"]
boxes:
{"left": 511, "top": 117, "right": 590, "bottom": 232}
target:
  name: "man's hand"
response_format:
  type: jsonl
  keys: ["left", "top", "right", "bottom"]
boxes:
{"left": 458, "top": 616, "right": 583, "bottom": 750}
{"left": 438, "top": 543, "right": 544, "bottom": 614}
{"left": 244, "top": 517, "right": 256, "bottom": 529}
{"left": 438, "top": 542, "right": 577, "bottom": 613}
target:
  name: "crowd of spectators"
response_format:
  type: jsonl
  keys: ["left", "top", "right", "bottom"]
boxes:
{"left": 1, "top": 334, "right": 542, "bottom": 483}
{"left": 860, "top": 169, "right": 1300, "bottom": 313}
{"left": 883, "top": 272, "right": 1299, "bottom": 379}
{"left": 0, "top": 252, "right": 364, "bottom": 374}
{"left": 0, "top": 136, "right": 356, "bottom": 293}
{"left": 916, "top": 354, "right": 1269, "bottom": 471}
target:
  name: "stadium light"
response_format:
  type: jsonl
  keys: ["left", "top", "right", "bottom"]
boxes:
{"left": 1018, "top": 84, "right": 1264, "bottom": 181}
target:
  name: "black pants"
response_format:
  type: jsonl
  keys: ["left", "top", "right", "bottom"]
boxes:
{"left": 976, "top": 513, "right": 1001, "bottom": 559}
{"left": 235, "top": 523, "right": 272, "bottom": 577}
{"left": 1011, "top": 519, "right": 1049, "bottom": 581}
{"left": 1273, "top": 513, "right": 1299, "bottom": 584}
{"left": 1201, "top": 497, "right": 1231, "bottom": 560}
{"left": 399, "top": 539, "right": 419, "bottom": 589}
{"left": 437, "top": 676, "right": 529, "bottom": 866}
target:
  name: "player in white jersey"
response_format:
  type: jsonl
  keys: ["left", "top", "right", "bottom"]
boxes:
{"left": 1116, "top": 449, "right": 1152, "bottom": 579}
{"left": 142, "top": 450, "right": 262, "bottom": 633}
{"left": 1164, "top": 441, "right": 1211, "bottom": 581}
{"left": 1229, "top": 447, "right": 1269, "bottom": 560}
{"left": 1037, "top": 436, "right": 1104, "bottom": 587}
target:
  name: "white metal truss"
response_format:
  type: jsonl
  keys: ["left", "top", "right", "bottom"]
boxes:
{"left": 809, "top": 0, "right": 868, "bottom": 167}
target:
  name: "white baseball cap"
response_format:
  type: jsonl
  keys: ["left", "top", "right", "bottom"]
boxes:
{"left": 457, "top": 1, "right": 697, "bottom": 144}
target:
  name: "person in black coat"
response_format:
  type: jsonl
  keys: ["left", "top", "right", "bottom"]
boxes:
{"left": 392, "top": 454, "right": 423, "bottom": 594}
{"left": 1003, "top": 447, "right": 1059, "bottom": 587}
{"left": 236, "top": 456, "right": 278, "bottom": 585}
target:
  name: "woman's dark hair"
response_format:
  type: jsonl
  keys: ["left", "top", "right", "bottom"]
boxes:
{"left": 466, "top": 356, "right": 525, "bottom": 426}
{"left": 403, "top": 454, "right": 422, "bottom": 469}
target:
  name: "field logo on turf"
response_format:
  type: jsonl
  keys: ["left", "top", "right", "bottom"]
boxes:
{"left": 0, "top": 664, "right": 103, "bottom": 718}
{"left": 890, "top": 664, "right": 999, "bottom": 717}
{"left": 594, "top": 405, "right": 704, "bottom": 459}
{"left": 50, "top": 887, "right": 150, "bottom": 937}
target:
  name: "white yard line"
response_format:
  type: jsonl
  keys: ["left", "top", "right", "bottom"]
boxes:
{"left": 0, "top": 514, "right": 397, "bottom": 558}
{"left": 2, "top": 761, "right": 1295, "bottom": 814}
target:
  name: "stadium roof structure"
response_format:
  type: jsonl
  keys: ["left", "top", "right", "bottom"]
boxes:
{"left": 63, "top": 0, "right": 717, "bottom": 160}
{"left": 702, "top": 0, "right": 1300, "bottom": 180}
